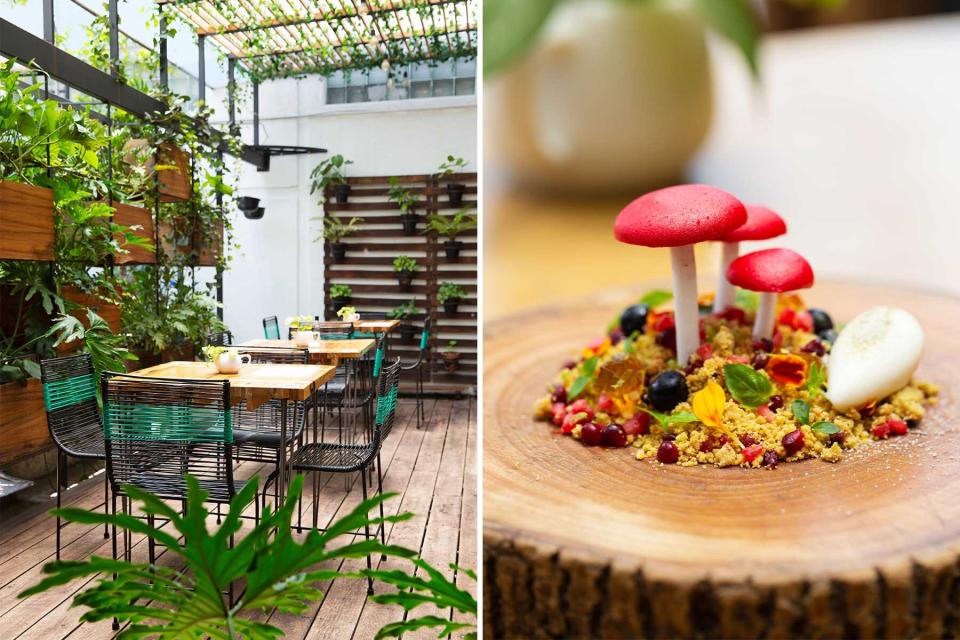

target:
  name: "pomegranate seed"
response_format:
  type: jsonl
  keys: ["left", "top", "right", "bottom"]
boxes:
{"left": 657, "top": 440, "right": 680, "bottom": 464}
{"left": 830, "top": 431, "right": 846, "bottom": 445}
{"left": 696, "top": 343, "right": 714, "bottom": 360}
{"left": 757, "top": 405, "right": 776, "bottom": 423}
{"left": 550, "top": 385, "right": 567, "bottom": 404}
{"left": 580, "top": 422, "right": 602, "bottom": 446}
{"left": 871, "top": 422, "right": 890, "bottom": 439}
{"left": 782, "top": 429, "right": 805, "bottom": 456}
{"left": 752, "top": 338, "right": 773, "bottom": 353}
{"left": 801, "top": 339, "right": 826, "bottom": 357}
{"left": 684, "top": 358, "right": 702, "bottom": 375}
{"left": 601, "top": 424, "right": 628, "bottom": 448}
{"left": 699, "top": 436, "right": 717, "bottom": 452}
{"left": 551, "top": 403, "right": 566, "bottom": 426}
{"left": 727, "top": 354, "right": 750, "bottom": 365}
{"left": 662, "top": 433, "right": 677, "bottom": 441}
{"left": 622, "top": 413, "right": 650, "bottom": 436}
{"left": 608, "top": 328, "right": 624, "bottom": 345}
{"left": 767, "top": 395, "right": 784, "bottom": 412}
{"left": 772, "top": 331, "right": 784, "bottom": 351}
{"left": 597, "top": 394, "right": 615, "bottom": 412}
{"left": 568, "top": 399, "right": 594, "bottom": 420}
{"left": 717, "top": 434, "right": 729, "bottom": 447}
{"left": 742, "top": 444, "right": 764, "bottom": 463}
{"left": 652, "top": 313, "right": 675, "bottom": 332}
{"left": 561, "top": 359, "right": 577, "bottom": 370}
{"left": 778, "top": 308, "right": 796, "bottom": 327}
{"left": 762, "top": 451, "right": 779, "bottom": 468}
{"left": 888, "top": 419, "right": 908, "bottom": 436}
{"left": 655, "top": 327, "right": 677, "bottom": 352}
{"left": 751, "top": 353, "right": 769, "bottom": 370}
{"left": 718, "top": 308, "right": 747, "bottom": 324}
{"left": 794, "top": 311, "right": 814, "bottom": 332}
{"left": 561, "top": 412, "right": 588, "bottom": 434}
{"left": 740, "top": 433, "right": 757, "bottom": 447}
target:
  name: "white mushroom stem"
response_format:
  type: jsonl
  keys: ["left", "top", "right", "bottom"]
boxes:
{"left": 669, "top": 244, "right": 700, "bottom": 365}
{"left": 713, "top": 241, "right": 740, "bottom": 313}
{"left": 753, "top": 292, "right": 777, "bottom": 340}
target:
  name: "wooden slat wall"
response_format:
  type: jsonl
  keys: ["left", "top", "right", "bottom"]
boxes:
{"left": 323, "top": 173, "right": 477, "bottom": 394}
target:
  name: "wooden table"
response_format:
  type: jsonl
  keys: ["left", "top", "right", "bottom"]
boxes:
{"left": 129, "top": 360, "right": 335, "bottom": 504}
{"left": 240, "top": 338, "right": 375, "bottom": 366}
{"left": 353, "top": 319, "right": 399, "bottom": 333}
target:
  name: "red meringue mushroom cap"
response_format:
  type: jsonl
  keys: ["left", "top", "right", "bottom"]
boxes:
{"left": 614, "top": 184, "right": 747, "bottom": 248}
{"left": 726, "top": 248, "right": 814, "bottom": 293}
{"left": 720, "top": 204, "right": 787, "bottom": 242}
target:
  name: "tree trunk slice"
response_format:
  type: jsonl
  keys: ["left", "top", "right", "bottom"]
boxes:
{"left": 483, "top": 281, "right": 960, "bottom": 639}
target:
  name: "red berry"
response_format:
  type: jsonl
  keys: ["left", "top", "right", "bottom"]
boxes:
{"left": 762, "top": 451, "right": 779, "bottom": 468}
{"left": 739, "top": 433, "right": 757, "bottom": 447}
{"left": 608, "top": 328, "right": 624, "bottom": 345}
{"left": 655, "top": 327, "right": 677, "bottom": 352}
{"left": 782, "top": 429, "right": 805, "bottom": 456}
{"left": 767, "top": 395, "right": 784, "bottom": 412}
{"left": 622, "top": 413, "right": 650, "bottom": 436}
{"left": 757, "top": 405, "right": 775, "bottom": 423}
{"left": 801, "top": 339, "right": 826, "bottom": 357}
{"left": 580, "top": 422, "right": 602, "bottom": 446}
{"left": 601, "top": 424, "right": 628, "bottom": 448}
{"left": 652, "top": 313, "right": 675, "bottom": 332}
{"left": 752, "top": 338, "right": 773, "bottom": 353}
{"left": 696, "top": 343, "right": 714, "bottom": 361}
{"left": 561, "top": 411, "right": 588, "bottom": 434}
{"left": 772, "top": 331, "right": 784, "bottom": 351}
{"left": 872, "top": 422, "right": 891, "bottom": 439}
{"left": 597, "top": 394, "right": 615, "bottom": 413}
{"left": 718, "top": 307, "right": 746, "bottom": 324}
{"left": 778, "top": 308, "right": 796, "bottom": 327}
{"left": 657, "top": 440, "right": 680, "bottom": 464}
{"left": 742, "top": 444, "right": 764, "bottom": 463}
{"left": 699, "top": 436, "right": 717, "bottom": 452}
{"left": 551, "top": 385, "right": 567, "bottom": 404}
{"left": 568, "top": 399, "right": 594, "bottom": 420}
{"left": 794, "top": 311, "right": 814, "bottom": 333}
{"left": 551, "top": 403, "right": 566, "bottom": 426}
{"left": 751, "top": 353, "right": 769, "bottom": 370}
{"left": 888, "top": 419, "right": 908, "bottom": 436}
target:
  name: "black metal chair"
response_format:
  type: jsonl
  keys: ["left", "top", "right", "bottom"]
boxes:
{"left": 262, "top": 316, "right": 280, "bottom": 339}
{"left": 292, "top": 358, "right": 401, "bottom": 594}
{"left": 230, "top": 346, "right": 310, "bottom": 514}
{"left": 100, "top": 373, "right": 241, "bottom": 560}
{"left": 401, "top": 316, "right": 431, "bottom": 429}
{"left": 41, "top": 353, "right": 110, "bottom": 559}
{"left": 205, "top": 330, "right": 234, "bottom": 347}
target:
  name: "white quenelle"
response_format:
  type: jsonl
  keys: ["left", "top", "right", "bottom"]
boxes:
{"left": 826, "top": 306, "right": 924, "bottom": 411}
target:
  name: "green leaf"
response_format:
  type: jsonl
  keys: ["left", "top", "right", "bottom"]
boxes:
{"left": 811, "top": 421, "right": 840, "bottom": 435}
{"left": 484, "top": 0, "right": 559, "bottom": 76}
{"left": 567, "top": 356, "right": 598, "bottom": 400}
{"left": 640, "top": 408, "right": 699, "bottom": 431}
{"left": 722, "top": 363, "right": 772, "bottom": 408}
{"left": 640, "top": 289, "right": 673, "bottom": 309}
{"left": 734, "top": 289, "right": 759, "bottom": 312}
{"left": 805, "top": 362, "right": 827, "bottom": 398}
{"left": 693, "top": 0, "right": 761, "bottom": 78}
{"left": 791, "top": 399, "right": 810, "bottom": 425}
{"left": 21, "top": 359, "right": 41, "bottom": 379}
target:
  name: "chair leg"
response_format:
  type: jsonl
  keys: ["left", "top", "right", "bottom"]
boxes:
{"left": 376, "top": 452, "right": 387, "bottom": 560}
{"left": 111, "top": 491, "right": 119, "bottom": 631}
{"left": 147, "top": 513, "right": 156, "bottom": 566}
{"left": 361, "top": 472, "right": 373, "bottom": 595}
{"left": 297, "top": 475, "right": 303, "bottom": 534}
{"left": 312, "top": 471, "right": 320, "bottom": 530}
{"left": 55, "top": 452, "right": 63, "bottom": 561}
{"left": 103, "top": 473, "right": 110, "bottom": 539}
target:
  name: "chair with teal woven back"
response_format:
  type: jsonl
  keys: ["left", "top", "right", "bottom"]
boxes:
{"left": 262, "top": 316, "right": 280, "bottom": 339}
{"left": 314, "top": 320, "right": 353, "bottom": 340}
{"left": 401, "top": 316, "right": 431, "bottom": 429}
{"left": 292, "top": 358, "right": 401, "bottom": 595}
{"left": 100, "top": 373, "right": 241, "bottom": 567}
{"left": 41, "top": 353, "right": 110, "bottom": 559}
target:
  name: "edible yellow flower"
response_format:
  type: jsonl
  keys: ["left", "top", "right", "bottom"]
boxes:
{"left": 692, "top": 379, "right": 726, "bottom": 429}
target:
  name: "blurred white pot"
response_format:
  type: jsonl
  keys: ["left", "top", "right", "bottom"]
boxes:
{"left": 488, "top": 0, "right": 713, "bottom": 193}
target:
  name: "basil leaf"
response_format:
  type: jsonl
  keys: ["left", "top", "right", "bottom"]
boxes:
{"left": 640, "top": 289, "right": 673, "bottom": 309}
{"left": 722, "top": 363, "right": 772, "bottom": 408}
{"left": 567, "top": 356, "right": 598, "bottom": 400}
{"left": 639, "top": 408, "right": 698, "bottom": 431}
{"left": 791, "top": 399, "right": 810, "bottom": 425}
{"left": 811, "top": 421, "right": 840, "bottom": 435}
{"left": 805, "top": 362, "right": 827, "bottom": 398}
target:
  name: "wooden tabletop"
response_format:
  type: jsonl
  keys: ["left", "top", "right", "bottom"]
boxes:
{"left": 353, "top": 319, "right": 399, "bottom": 332}
{"left": 128, "top": 360, "right": 335, "bottom": 407}
{"left": 240, "top": 338, "right": 375, "bottom": 364}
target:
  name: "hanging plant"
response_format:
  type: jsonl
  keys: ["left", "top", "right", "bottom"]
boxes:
{"left": 309, "top": 154, "right": 354, "bottom": 205}
{"left": 436, "top": 155, "right": 469, "bottom": 205}
{"left": 388, "top": 177, "right": 419, "bottom": 235}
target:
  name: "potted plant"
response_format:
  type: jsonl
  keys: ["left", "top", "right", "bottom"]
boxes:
{"left": 336, "top": 305, "right": 360, "bottom": 323}
{"left": 201, "top": 345, "right": 250, "bottom": 374}
{"left": 441, "top": 340, "right": 460, "bottom": 372}
{"left": 389, "top": 177, "right": 419, "bottom": 235}
{"left": 425, "top": 209, "right": 477, "bottom": 260}
{"left": 438, "top": 281, "right": 467, "bottom": 314}
{"left": 389, "top": 300, "right": 417, "bottom": 344}
{"left": 436, "top": 155, "right": 468, "bottom": 205}
{"left": 315, "top": 214, "right": 362, "bottom": 262}
{"left": 309, "top": 154, "right": 354, "bottom": 205}
{"left": 330, "top": 283, "right": 352, "bottom": 313}
{"left": 393, "top": 255, "right": 419, "bottom": 289}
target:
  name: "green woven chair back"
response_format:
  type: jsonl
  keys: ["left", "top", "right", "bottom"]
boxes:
{"left": 372, "top": 344, "right": 384, "bottom": 379}
{"left": 419, "top": 327, "right": 430, "bottom": 350}
{"left": 40, "top": 353, "right": 104, "bottom": 459}
{"left": 375, "top": 359, "right": 402, "bottom": 439}
{"left": 263, "top": 316, "right": 280, "bottom": 339}
{"left": 320, "top": 332, "right": 352, "bottom": 340}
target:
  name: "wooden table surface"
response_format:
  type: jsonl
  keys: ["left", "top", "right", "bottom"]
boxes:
{"left": 484, "top": 15, "right": 960, "bottom": 320}
{"left": 353, "top": 319, "right": 399, "bottom": 332}
{"left": 240, "top": 338, "right": 375, "bottom": 365}
{"left": 129, "top": 360, "right": 335, "bottom": 406}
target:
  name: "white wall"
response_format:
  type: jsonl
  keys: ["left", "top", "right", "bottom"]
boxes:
{"left": 213, "top": 77, "right": 477, "bottom": 342}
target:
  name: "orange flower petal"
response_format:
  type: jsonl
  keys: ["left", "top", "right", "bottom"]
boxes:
{"left": 766, "top": 354, "right": 808, "bottom": 386}
{"left": 692, "top": 380, "right": 726, "bottom": 429}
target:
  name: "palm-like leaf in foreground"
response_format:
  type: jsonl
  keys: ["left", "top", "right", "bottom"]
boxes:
{"left": 19, "top": 475, "right": 415, "bottom": 639}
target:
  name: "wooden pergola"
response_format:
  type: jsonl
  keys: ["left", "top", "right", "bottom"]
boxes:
{"left": 159, "top": 0, "right": 477, "bottom": 81}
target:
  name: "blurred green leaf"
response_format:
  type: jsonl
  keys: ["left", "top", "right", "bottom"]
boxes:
{"left": 693, "top": 0, "right": 761, "bottom": 77}
{"left": 484, "top": 0, "right": 559, "bottom": 76}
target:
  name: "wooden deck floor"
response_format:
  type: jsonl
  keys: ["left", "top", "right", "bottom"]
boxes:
{"left": 0, "top": 397, "right": 477, "bottom": 639}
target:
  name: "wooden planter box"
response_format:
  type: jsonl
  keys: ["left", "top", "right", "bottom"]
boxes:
{"left": 0, "top": 180, "right": 55, "bottom": 260}
{"left": 111, "top": 202, "right": 156, "bottom": 264}
{"left": 123, "top": 140, "right": 192, "bottom": 203}
{"left": 0, "top": 378, "right": 50, "bottom": 464}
